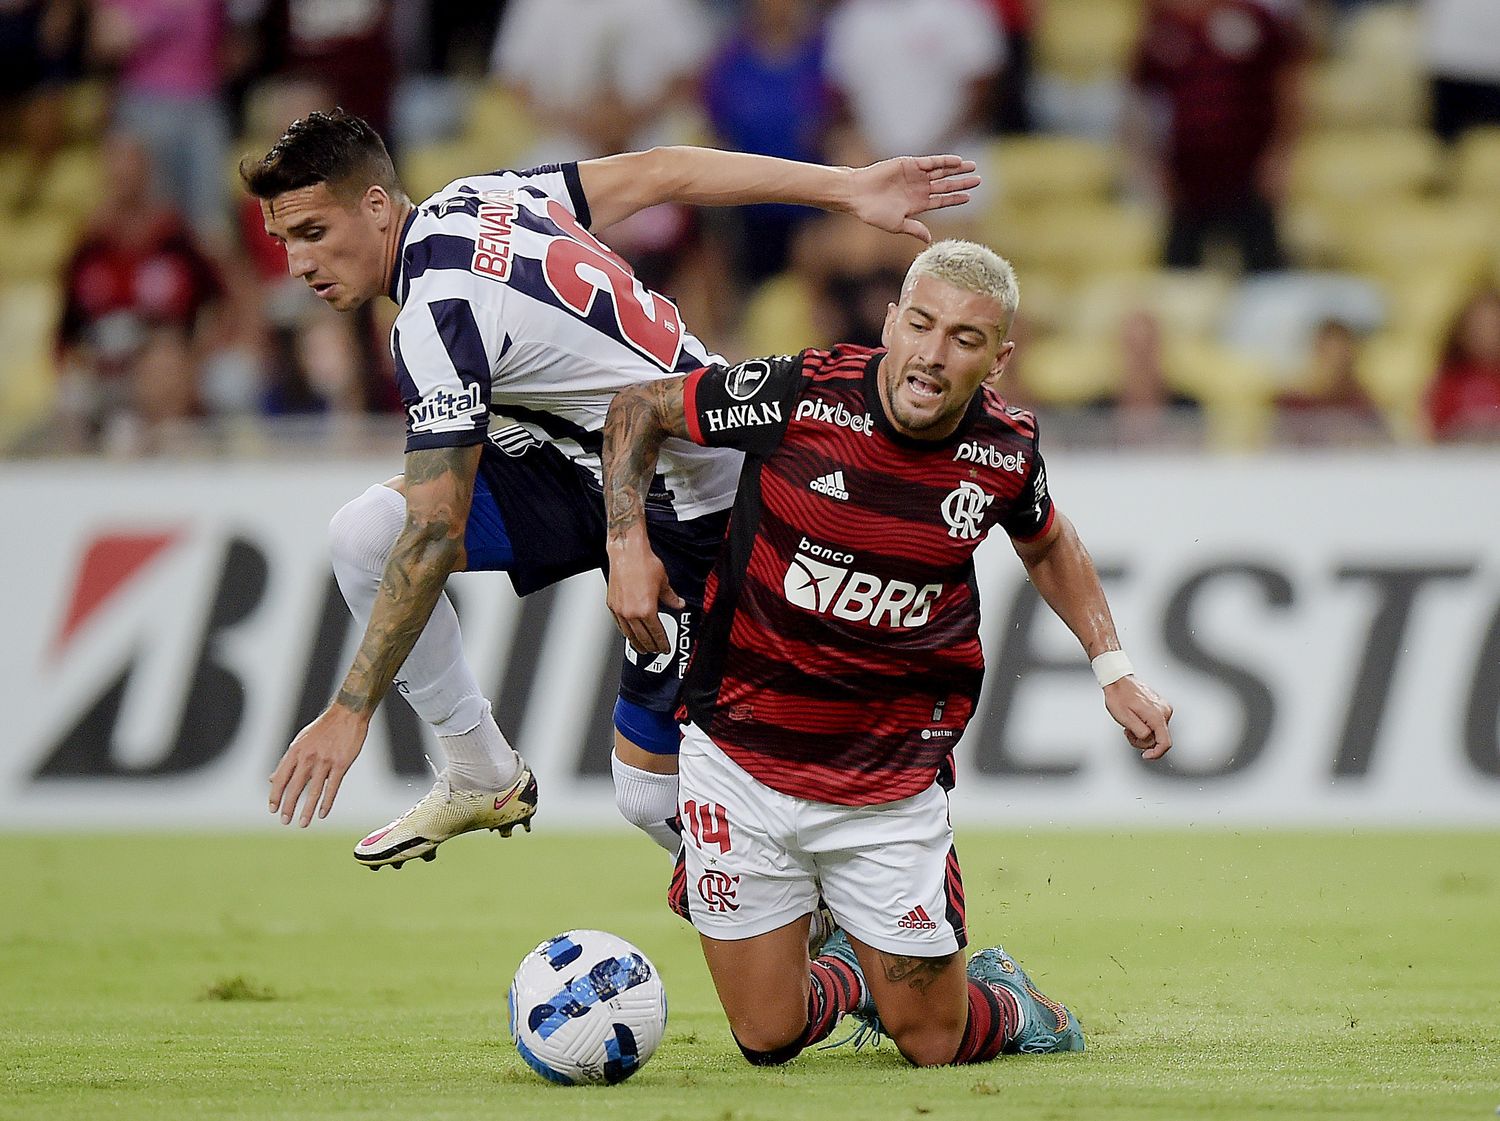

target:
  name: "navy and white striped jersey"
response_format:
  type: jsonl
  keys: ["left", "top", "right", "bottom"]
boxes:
{"left": 389, "top": 162, "right": 741, "bottom": 520}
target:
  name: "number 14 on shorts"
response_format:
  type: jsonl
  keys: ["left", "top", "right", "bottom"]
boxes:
{"left": 683, "top": 800, "right": 733, "bottom": 854}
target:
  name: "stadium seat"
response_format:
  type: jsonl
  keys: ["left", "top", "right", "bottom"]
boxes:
{"left": 987, "top": 135, "right": 1118, "bottom": 208}
{"left": 400, "top": 138, "right": 491, "bottom": 201}
{"left": 1288, "top": 129, "right": 1443, "bottom": 204}
{"left": 1012, "top": 334, "right": 1119, "bottom": 406}
{"left": 1304, "top": 60, "right": 1426, "bottom": 131}
{"left": 1035, "top": 0, "right": 1141, "bottom": 83}
{"left": 1334, "top": 200, "right": 1496, "bottom": 283}
{"left": 463, "top": 85, "right": 540, "bottom": 170}
{"left": 739, "top": 273, "right": 820, "bottom": 358}
{"left": 1162, "top": 338, "right": 1277, "bottom": 449}
{"left": 62, "top": 81, "right": 110, "bottom": 144}
{"left": 990, "top": 201, "right": 1160, "bottom": 281}
{"left": 0, "top": 280, "right": 61, "bottom": 446}
{"left": 1071, "top": 269, "right": 1231, "bottom": 342}
{"left": 1356, "top": 330, "right": 1440, "bottom": 438}
{"left": 1451, "top": 127, "right": 1500, "bottom": 199}
{"left": 0, "top": 211, "right": 78, "bottom": 282}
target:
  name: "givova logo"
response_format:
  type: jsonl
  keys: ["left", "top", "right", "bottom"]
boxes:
{"left": 782, "top": 538, "right": 942, "bottom": 628}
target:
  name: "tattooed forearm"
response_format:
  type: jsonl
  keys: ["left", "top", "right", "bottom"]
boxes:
{"left": 334, "top": 445, "right": 479, "bottom": 715}
{"left": 878, "top": 951, "right": 959, "bottom": 994}
{"left": 602, "top": 376, "right": 690, "bottom": 543}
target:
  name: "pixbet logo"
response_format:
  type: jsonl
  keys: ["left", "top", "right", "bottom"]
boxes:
{"left": 793, "top": 397, "right": 874, "bottom": 435}
{"left": 954, "top": 442, "right": 1026, "bottom": 473}
{"left": 782, "top": 537, "right": 942, "bottom": 628}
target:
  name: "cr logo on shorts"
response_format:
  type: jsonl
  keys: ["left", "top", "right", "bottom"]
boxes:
{"left": 696, "top": 870, "right": 740, "bottom": 912}
{"left": 941, "top": 481, "right": 993, "bottom": 540}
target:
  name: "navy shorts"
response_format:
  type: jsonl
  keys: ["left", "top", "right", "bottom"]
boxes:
{"left": 462, "top": 429, "right": 729, "bottom": 718}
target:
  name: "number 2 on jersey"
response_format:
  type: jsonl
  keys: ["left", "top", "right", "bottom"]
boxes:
{"left": 541, "top": 200, "right": 685, "bottom": 370}
{"left": 683, "top": 799, "right": 733, "bottom": 854}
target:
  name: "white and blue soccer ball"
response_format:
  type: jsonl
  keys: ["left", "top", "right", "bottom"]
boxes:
{"left": 508, "top": 929, "right": 668, "bottom": 1085}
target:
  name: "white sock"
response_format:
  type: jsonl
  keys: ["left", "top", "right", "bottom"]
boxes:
{"left": 438, "top": 705, "right": 523, "bottom": 791}
{"left": 611, "top": 753, "right": 681, "bottom": 854}
{"left": 328, "top": 483, "right": 494, "bottom": 737}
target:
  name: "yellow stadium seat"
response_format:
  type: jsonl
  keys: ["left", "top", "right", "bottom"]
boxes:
{"left": 1357, "top": 330, "right": 1440, "bottom": 439}
{"left": 1035, "top": 0, "right": 1142, "bottom": 82}
{"left": 989, "top": 135, "right": 1117, "bottom": 208}
{"left": 1289, "top": 129, "right": 1443, "bottom": 204}
{"left": 739, "top": 273, "right": 820, "bottom": 358}
{"left": 1071, "top": 269, "right": 1231, "bottom": 341}
{"left": 1380, "top": 267, "right": 1475, "bottom": 350}
{"left": 1010, "top": 267, "right": 1071, "bottom": 337}
{"left": 1334, "top": 200, "right": 1496, "bottom": 283}
{"left": 0, "top": 280, "right": 62, "bottom": 443}
{"left": 1304, "top": 60, "right": 1426, "bottom": 131}
{"left": 400, "top": 139, "right": 492, "bottom": 201}
{"left": 63, "top": 81, "right": 110, "bottom": 144}
{"left": 1163, "top": 339, "right": 1276, "bottom": 449}
{"left": 464, "top": 85, "right": 540, "bottom": 170}
{"left": 1013, "top": 334, "right": 1119, "bottom": 406}
{"left": 0, "top": 211, "right": 79, "bottom": 282}
{"left": 990, "top": 202, "right": 1160, "bottom": 280}
{"left": 1341, "top": 2, "right": 1421, "bottom": 74}
{"left": 1452, "top": 127, "right": 1500, "bottom": 199}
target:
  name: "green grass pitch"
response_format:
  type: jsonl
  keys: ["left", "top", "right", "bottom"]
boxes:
{"left": 3, "top": 829, "right": 1497, "bottom": 1120}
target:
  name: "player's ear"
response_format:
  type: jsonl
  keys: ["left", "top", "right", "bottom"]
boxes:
{"left": 880, "top": 301, "right": 898, "bottom": 349}
{"left": 364, "top": 184, "right": 392, "bottom": 228}
{"left": 989, "top": 339, "right": 1015, "bottom": 383}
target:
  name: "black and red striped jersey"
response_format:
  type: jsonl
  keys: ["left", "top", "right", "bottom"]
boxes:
{"left": 677, "top": 344, "right": 1055, "bottom": 805}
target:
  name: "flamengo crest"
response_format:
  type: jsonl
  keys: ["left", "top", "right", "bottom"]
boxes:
{"left": 941, "top": 481, "right": 993, "bottom": 539}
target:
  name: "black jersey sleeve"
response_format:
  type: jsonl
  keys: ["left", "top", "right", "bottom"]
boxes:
{"left": 682, "top": 352, "right": 806, "bottom": 457}
{"left": 999, "top": 444, "right": 1057, "bottom": 542}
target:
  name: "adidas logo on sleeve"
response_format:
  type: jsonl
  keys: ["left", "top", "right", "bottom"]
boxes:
{"left": 809, "top": 470, "right": 849, "bottom": 501}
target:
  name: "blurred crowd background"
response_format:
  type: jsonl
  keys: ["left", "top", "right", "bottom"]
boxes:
{"left": 1, "top": 0, "right": 1498, "bottom": 458}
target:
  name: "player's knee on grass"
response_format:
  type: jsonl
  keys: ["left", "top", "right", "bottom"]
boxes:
{"left": 888, "top": 1021, "right": 966, "bottom": 1068}
{"left": 733, "top": 1035, "right": 806, "bottom": 1067}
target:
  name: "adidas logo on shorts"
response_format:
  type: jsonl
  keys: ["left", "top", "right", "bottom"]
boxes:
{"left": 897, "top": 904, "right": 938, "bottom": 931}
{"left": 809, "top": 470, "right": 849, "bottom": 501}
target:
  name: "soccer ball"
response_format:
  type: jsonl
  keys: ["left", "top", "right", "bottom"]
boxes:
{"left": 508, "top": 929, "right": 668, "bottom": 1085}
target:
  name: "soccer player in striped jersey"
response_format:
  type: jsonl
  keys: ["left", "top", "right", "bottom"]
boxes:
{"left": 600, "top": 240, "right": 1173, "bottom": 1067}
{"left": 246, "top": 110, "right": 981, "bottom": 867}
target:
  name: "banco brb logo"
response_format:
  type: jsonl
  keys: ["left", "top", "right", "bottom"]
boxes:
{"left": 783, "top": 539, "right": 941, "bottom": 628}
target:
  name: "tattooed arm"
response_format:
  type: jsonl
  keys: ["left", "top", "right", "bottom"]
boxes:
{"left": 269, "top": 445, "right": 482, "bottom": 826}
{"left": 602, "top": 375, "right": 691, "bottom": 656}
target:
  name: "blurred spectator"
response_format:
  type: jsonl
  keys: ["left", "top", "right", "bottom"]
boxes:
{"left": 1426, "top": 288, "right": 1500, "bottom": 441}
{"left": 1220, "top": 270, "right": 1385, "bottom": 384}
{"left": 54, "top": 132, "right": 225, "bottom": 450}
{"left": 702, "top": 0, "right": 833, "bottom": 282}
{"left": 795, "top": 211, "right": 915, "bottom": 347}
{"left": 0, "top": 0, "right": 88, "bottom": 213}
{"left": 825, "top": 0, "right": 1005, "bottom": 159}
{"left": 259, "top": 290, "right": 400, "bottom": 419}
{"left": 1421, "top": 0, "right": 1500, "bottom": 143}
{"left": 91, "top": 0, "right": 230, "bottom": 240}
{"left": 489, "top": 0, "right": 712, "bottom": 164}
{"left": 1099, "top": 309, "right": 1202, "bottom": 447}
{"left": 983, "top": 0, "right": 1035, "bottom": 135}
{"left": 1125, "top": 0, "right": 1302, "bottom": 273}
{"left": 1272, "top": 318, "right": 1392, "bottom": 445}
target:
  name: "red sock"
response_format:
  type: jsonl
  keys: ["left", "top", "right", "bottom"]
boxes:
{"left": 800, "top": 955, "right": 865, "bottom": 1047}
{"left": 952, "top": 979, "right": 1021, "bottom": 1064}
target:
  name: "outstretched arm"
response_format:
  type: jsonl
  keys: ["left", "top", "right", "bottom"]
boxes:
{"left": 601, "top": 375, "right": 693, "bottom": 655}
{"left": 1012, "top": 514, "right": 1174, "bottom": 760}
{"left": 578, "top": 147, "right": 980, "bottom": 239}
{"left": 268, "top": 444, "right": 482, "bottom": 825}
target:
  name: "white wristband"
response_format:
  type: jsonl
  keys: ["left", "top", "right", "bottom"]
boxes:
{"left": 1091, "top": 650, "right": 1134, "bottom": 687}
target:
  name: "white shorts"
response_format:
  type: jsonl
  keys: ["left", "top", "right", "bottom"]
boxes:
{"left": 669, "top": 723, "right": 967, "bottom": 957}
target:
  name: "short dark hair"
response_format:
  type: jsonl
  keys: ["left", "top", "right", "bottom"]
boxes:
{"left": 240, "top": 109, "right": 404, "bottom": 203}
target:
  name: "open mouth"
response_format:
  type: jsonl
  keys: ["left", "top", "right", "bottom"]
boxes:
{"left": 905, "top": 371, "right": 945, "bottom": 401}
{"left": 311, "top": 281, "right": 336, "bottom": 298}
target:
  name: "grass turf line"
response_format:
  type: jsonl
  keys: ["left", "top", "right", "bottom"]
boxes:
{"left": 2, "top": 830, "right": 1496, "bottom": 1120}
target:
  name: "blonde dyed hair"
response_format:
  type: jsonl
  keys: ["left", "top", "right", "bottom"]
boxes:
{"left": 901, "top": 239, "right": 1020, "bottom": 330}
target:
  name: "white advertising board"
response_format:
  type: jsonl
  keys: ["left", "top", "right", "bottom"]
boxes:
{"left": 1, "top": 452, "right": 1496, "bottom": 830}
